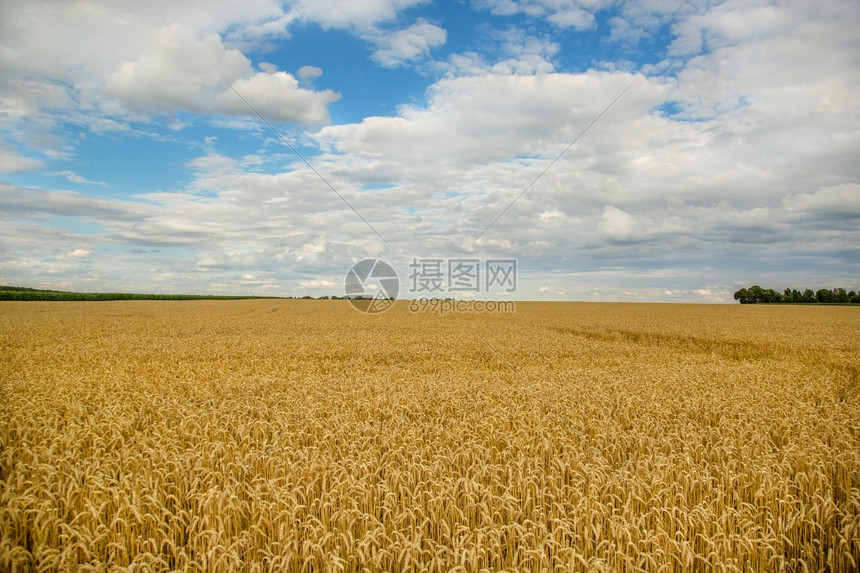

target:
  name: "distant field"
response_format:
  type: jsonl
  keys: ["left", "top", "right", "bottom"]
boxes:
{"left": 1, "top": 300, "right": 858, "bottom": 571}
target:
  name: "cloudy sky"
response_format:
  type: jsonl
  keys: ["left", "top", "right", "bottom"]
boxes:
{"left": 1, "top": 0, "right": 858, "bottom": 302}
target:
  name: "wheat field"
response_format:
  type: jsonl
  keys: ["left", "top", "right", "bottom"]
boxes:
{"left": 1, "top": 300, "right": 858, "bottom": 571}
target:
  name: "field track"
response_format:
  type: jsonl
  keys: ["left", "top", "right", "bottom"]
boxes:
{"left": 1, "top": 300, "right": 858, "bottom": 571}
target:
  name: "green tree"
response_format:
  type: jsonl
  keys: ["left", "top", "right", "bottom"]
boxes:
{"left": 762, "top": 288, "right": 782, "bottom": 303}
{"left": 749, "top": 285, "right": 765, "bottom": 304}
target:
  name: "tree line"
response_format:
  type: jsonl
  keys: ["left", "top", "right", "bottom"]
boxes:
{"left": 734, "top": 285, "right": 860, "bottom": 304}
{"left": 0, "top": 286, "right": 279, "bottom": 301}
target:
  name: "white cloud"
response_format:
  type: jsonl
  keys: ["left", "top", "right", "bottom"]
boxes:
{"left": 298, "top": 65, "right": 323, "bottom": 82}
{"left": 538, "top": 208, "right": 564, "bottom": 220}
{"left": 597, "top": 206, "right": 641, "bottom": 242}
{"left": 289, "top": 0, "right": 428, "bottom": 29}
{"left": 0, "top": 1, "right": 353, "bottom": 169}
{"left": 66, "top": 248, "right": 94, "bottom": 259}
{"left": 105, "top": 24, "right": 340, "bottom": 124}
{"left": 471, "top": 0, "right": 605, "bottom": 30}
{"left": 51, "top": 171, "right": 109, "bottom": 187}
{"left": 0, "top": 183, "right": 154, "bottom": 222}
{"left": 216, "top": 71, "right": 341, "bottom": 124}
{"left": 433, "top": 26, "right": 560, "bottom": 77}
{"left": 315, "top": 70, "right": 653, "bottom": 179}
{"left": 783, "top": 183, "right": 860, "bottom": 216}
{"left": 668, "top": 2, "right": 795, "bottom": 57}
{"left": 0, "top": 143, "right": 45, "bottom": 174}
{"left": 300, "top": 278, "right": 339, "bottom": 288}
{"left": 665, "top": 0, "right": 860, "bottom": 120}
{"left": 368, "top": 20, "right": 447, "bottom": 67}
{"left": 489, "top": 29, "right": 559, "bottom": 75}
{"left": 104, "top": 25, "right": 248, "bottom": 111}
{"left": 538, "top": 285, "right": 566, "bottom": 295}
{"left": 546, "top": 7, "right": 594, "bottom": 29}
{"left": 0, "top": 1, "right": 297, "bottom": 82}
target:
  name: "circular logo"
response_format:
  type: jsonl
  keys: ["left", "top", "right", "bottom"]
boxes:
{"left": 344, "top": 258, "right": 399, "bottom": 314}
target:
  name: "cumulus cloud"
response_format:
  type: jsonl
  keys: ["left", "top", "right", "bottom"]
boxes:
{"left": 668, "top": 2, "right": 794, "bottom": 57}
{"left": 783, "top": 183, "right": 860, "bottom": 217}
{"left": 286, "top": 2, "right": 448, "bottom": 70}
{"left": 289, "top": 0, "right": 428, "bottom": 29}
{"left": 315, "top": 71, "right": 654, "bottom": 178}
{"left": 0, "top": 0, "right": 354, "bottom": 172}
{"left": 667, "top": 1, "right": 860, "bottom": 120}
{"left": 217, "top": 71, "right": 341, "bottom": 124}
{"left": 451, "top": 27, "right": 560, "bottom": 76}
{"left": 597, "top": 206, "right": 641, "bottom": 242}
{"left": 66, "top": 248, "right": 94, "bottom": 259}
{"left": 105, "top": 24, "right": 340, "bottom": 124}
{"left": 368, "top": 20, "right": 447, "bottom": 67}
{"left": 298, "top": 65, "right": 324, "bottom": 82}
{"left": 471, "top": 0, "right": 602, "bottom": 30}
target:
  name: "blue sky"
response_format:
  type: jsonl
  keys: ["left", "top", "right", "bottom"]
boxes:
{"left": 1, "top": 0, "right": 858, "bottom": 302}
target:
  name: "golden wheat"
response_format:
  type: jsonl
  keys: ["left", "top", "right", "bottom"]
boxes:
{"left": 0, "top": 300, "right": 858, "bottom": 571}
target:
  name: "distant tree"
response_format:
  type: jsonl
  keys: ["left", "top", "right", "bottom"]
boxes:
{"left": 816, "top": 289, "right": 834, "bottom": 303}
{"left": 763, "top": 288, "right": 782, "bottom": 303}
{"left": 749, "top": 285, "right": 765, "bottom": 304}
{"left": 732, "top": 285, "right": 859, "bottom": 304}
